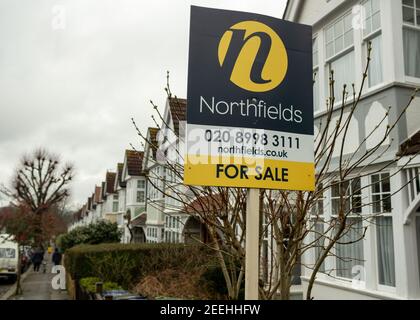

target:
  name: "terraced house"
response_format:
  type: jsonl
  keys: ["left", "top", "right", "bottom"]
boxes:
{"left": 142, "top": 126, "right": 165, "bottom": 243}
{"left": 285, "top": 0, "right": 420, "bottom": 299}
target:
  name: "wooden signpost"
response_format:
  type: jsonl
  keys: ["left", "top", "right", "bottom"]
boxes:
{"left": 185, "top": 6, "right": 314, "bottom": 299}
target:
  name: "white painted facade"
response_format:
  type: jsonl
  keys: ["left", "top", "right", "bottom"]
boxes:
{"left": 143, "top": 127, "right": 165, "bottom": 244}
{"left": 285, "top": 0, "right": 420, "bottom": 300}
{"left": 119, "top": 152, "right": 147, "bottom": 243}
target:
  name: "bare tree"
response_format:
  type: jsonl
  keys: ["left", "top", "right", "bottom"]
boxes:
{"left": 132, "top": 41, "right": 418, "bottom": 300}
{"left": 259, "top": 42, "right": 419, "bottom": 300}
{"left": 0, "top": 149, "right": 74, "bottom": 295}
{"left": 1, "top": 148, "right": 74, "bottom": 239}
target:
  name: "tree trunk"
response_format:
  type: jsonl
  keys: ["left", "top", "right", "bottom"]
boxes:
{"left": 15, "top": 246, "right": 23, "bottom": 296}
{"left": 279, "top": 272, "right": 291, "bottom": 300}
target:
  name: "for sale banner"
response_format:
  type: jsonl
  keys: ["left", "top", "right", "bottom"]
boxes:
{"left": 185, "top": 6, "right": 314, "bottom": 191}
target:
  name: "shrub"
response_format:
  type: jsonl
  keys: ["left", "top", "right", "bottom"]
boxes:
{"left": 58, "top": 221, "right": 122, "bottom": 251}
{"left": 201, "top": 265, "right": 245, "bottom": 300}
{"left": 134, "top": 268, "right": 221, "bottom": 300}
{"left": 64, "top": 243, "right": 217, "bottom": 290}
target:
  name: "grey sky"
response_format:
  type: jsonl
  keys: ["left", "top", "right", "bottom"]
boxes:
{"left": 0, "top": 0, "right": 287, "bottom": 208}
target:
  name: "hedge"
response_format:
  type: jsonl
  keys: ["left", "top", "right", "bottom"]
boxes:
{"left": 57, "top": 221, "right": 122, "bottom": 251}
{"left": 64, "top": 243, "right": 219, "bottom": 289}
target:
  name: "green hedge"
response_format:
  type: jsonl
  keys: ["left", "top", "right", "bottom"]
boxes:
{"left": 64, "top": 243, "right": 218, "bottom": 289}
{"left": 57, "top": 221, "right": 122, "bottom": 251}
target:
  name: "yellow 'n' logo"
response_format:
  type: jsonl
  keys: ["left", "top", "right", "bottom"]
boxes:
{"left": 218, "top": 21, "right": 288, "bottom": 93}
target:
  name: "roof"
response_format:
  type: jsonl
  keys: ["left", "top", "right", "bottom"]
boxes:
{"left": 398, "top": 130, "right": 420, "bottom": 157}
{"left": 184, "top": 194, "right": 227, "bottom": 214}
{"left": 105, "top": 172, "right": 116, "bottom": 194}
{"left": 125, "top": 150, "right": 145, "bottom": 177}
{"left": 116, "top": 163, "right": 126, "bottom": 188}
{"left": 130, "top": 213, "right": 147, "bottom": 227}
{"left": 168, "top": 97, "right": 187, "bottom": 136}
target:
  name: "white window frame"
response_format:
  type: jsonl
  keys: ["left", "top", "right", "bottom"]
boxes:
{"left": 309, "top": 183, "right": 327, "bottom": 275}
{"left": 137, "top": 180, "right": 145, "bottom": 189}
{"left": 112, "top": 201, "right": 119, "bottom": 212}
{"left": 402, "top": 0, "right": 420, "bottom": 81}
{"left": 369, "top": 172, "right": 396, "bottom": 292}
{"left": 324, "top": 11, "right": 356, "bottom": 106}
{"left": 402, "top": 0, "right": 420, "bottom": 26}
{"left": 362, "top": 0, "right": 381, "bottom": 37}
{"left": 325, "top": 11, "right": 355, "bottom": 61}
{"left": 329, "top": 177, "right": 365, "bottom": 283}
{"left": 374, "top": 214, "right": 397, "bottom": 293}
{"left": 313, "top": 35, "right": 321, "bottom": 114}
{"left": 370, "top": 172, "right": 392, "bottom": 215}
{"left": 331, "top": 177, "right": 363, "bottom": 216}
{"left": 136, "top": 190, "right": 145, "bottom": 203}
{"left": 361, "top": 0, "right": 383, "bottom": 89}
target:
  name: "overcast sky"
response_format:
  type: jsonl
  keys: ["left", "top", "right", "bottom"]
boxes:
{"left": 0, "top": 0, "right": 287, "bottom": 208}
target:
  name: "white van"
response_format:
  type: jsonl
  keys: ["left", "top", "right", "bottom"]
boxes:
{"left": 0, "top": 234, "right": 19, "bottom": 282}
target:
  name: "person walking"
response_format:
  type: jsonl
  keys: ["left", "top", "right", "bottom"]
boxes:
{"left": 52, "top": 248, "right": 62, "bottom": 266}
{"left": 31, "top": 248, "right": 43, "bottom": 272}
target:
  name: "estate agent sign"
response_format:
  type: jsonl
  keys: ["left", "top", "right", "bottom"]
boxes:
{"left": 185, "top": 6, "right": 314, "bottom": 191}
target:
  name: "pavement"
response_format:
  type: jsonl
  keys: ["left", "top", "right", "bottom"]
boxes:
{"left": 0, "top": 278, "right": 14, "bottom": 297}
{"left": 6, "top": 255, "right": 69, "bottom": 300}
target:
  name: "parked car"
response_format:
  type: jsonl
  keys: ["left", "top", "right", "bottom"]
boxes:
{"left": 0, "top": 234, "right": 19, "bottom": 282}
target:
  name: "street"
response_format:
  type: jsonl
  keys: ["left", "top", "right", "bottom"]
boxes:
{"left": 0, "top": 277, "right": 14, "bottom": 297}
{"left": 0, "top": 257, "right": 68, "bottom": 300}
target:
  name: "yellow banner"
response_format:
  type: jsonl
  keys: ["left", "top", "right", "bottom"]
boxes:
{"left": 184, "top": 155, "right": 315, "bottom": 191}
